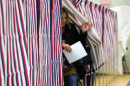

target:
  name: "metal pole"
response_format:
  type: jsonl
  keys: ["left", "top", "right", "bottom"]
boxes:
{"left": 111, "top": 59, "right": 112, "bottom": 81}
{"left": 114, "top": 57, "right": 115, "bottom": 79}
{"left": 90, "top": 64, "right": 92, "bottom": 86}
{"left": 95, "top": 70, "right": 96, "bottom": 86}
{"left": 106, "top": 61, "right": 107, "bottom": 86}
{"left": 110, "top": 60, "right": 111, "bottom": 82}
{"left": 99, "top": 67, "right": 100, "bottom": 86}
{"left": 112, "top": 58, "right": 114, "bottom": 80}
{"left": 109, "top": 60, "right": 110, "bottom": 84}
{"left": 116, "top": 57, "right": 117, "bottom": 76}
{"left": 110, "top": 59, "right": 112, "bottom": 81}
{"left": 108, "top": 60, "right": 110, "bottom": 84}
{"left": 113, "top": 58, "right": 114, "bottom": 79}
{"left": 115, "top": 56, "right": 117, "bottom": 76}
{"left": 98, "top": 69, "right": 100, "bottom": 86}
{"left": 117, "top": 55, "right": 118, "bottom": 77}
{"left": 109, "top": 60, "right": 110, "bottom": 83}
{"left": 103, "top": 63, "right": 104, "bottom": 86}
{"left": 85, "top": 74, "right": 87, "bottom": 86}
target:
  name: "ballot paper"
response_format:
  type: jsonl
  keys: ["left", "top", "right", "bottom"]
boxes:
{"left": 63, "top": 41, "right": 88, "bottom": 63}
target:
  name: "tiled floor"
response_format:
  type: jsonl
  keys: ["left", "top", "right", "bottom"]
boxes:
{"left": 93, "top": 74, "right": 130, "bottom": 86}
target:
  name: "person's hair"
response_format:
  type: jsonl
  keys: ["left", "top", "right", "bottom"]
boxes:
{"left": 62, "top": 7, "right": 71, "bottom": 29}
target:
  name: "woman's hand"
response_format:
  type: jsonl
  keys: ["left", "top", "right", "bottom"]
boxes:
{"left": 81, "top": 22, "right": 93, "bottom": 33}
{"left": 62, "top": 43, "right": 72, "bottom": 52}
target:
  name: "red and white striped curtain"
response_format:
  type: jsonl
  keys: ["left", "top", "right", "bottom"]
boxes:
{"left": 0, "top": 0, "right": 62, "bottom": 86}
{"left": 38, "top": 0, "right": 63, "bottom": 86}
{"left": 26, "top": 0, "right": 39, "bottom": 86}
{"left": 0, "top": 0, "right": 30, "bottom": 86}
{"left": 74, "top": 0, "right": 118, "bottom": 65}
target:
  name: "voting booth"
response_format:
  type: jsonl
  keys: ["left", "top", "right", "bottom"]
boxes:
{"left": 110, "top": 6, "right": 130, "bottom": 75}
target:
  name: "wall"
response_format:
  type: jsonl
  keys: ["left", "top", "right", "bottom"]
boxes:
{"left": 89, "top": 0, "right": 130, "bottom": 8}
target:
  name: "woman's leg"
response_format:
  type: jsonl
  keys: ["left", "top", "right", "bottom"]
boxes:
{"left": 64, "top": 74, "right": 77, "bottom": 86}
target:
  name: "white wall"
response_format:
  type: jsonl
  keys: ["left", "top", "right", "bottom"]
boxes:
{"left": 89, "top": 0, "right": 130, "bottom": 8}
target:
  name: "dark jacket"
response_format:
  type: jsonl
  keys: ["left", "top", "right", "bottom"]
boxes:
{"left": 62, "top": 23, "right": 87, "bottom": 47}
{"left": 62, "top": 23, "right": 92, "bottom": 79}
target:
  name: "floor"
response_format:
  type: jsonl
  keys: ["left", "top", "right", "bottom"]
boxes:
{"left": 94, "top": 73, "right": 130, "bottom": 86}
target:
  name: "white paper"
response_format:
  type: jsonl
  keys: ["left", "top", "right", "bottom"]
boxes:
{"left": 63, "top": 41, "right": 88, "bottom": 63}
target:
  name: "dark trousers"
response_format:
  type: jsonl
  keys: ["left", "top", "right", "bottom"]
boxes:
{"left": 64, "top": 74, "right": 78, "bottom": 86}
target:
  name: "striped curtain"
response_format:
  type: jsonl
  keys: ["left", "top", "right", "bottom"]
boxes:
{"left": 26, "top": 0, "right": 39, "bottom": 86}
{"left": 73, "top": 0, "right": 118, "bottom": 65}
{"left": 38, "top": 0, "right": 63, "bottom": 86}
{"left": 0, "top": 0, "right": 63, "bottom": 86}
{"left": 0, "top": 0, "right": 30, "bottom": 86}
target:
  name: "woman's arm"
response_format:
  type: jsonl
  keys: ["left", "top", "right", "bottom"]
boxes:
{"left": 79, "top": 22, "right": 93, "bottom": 46}
{"left": 81, "top": 22, "right": 93, "bottom": 33}
{"left": 62, "top": 43, "right": 72, "bottom": 52}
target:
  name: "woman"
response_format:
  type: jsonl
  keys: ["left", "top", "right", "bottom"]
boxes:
{"left": 62, "top": 7, "right": 93, "bottom": 86}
